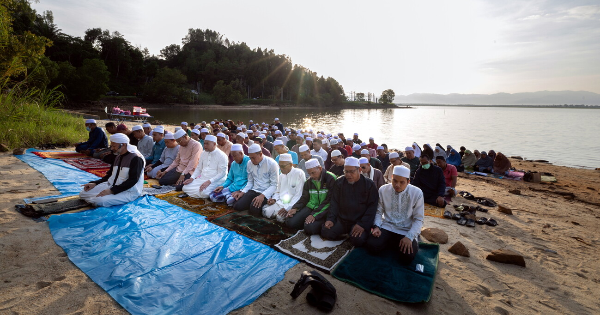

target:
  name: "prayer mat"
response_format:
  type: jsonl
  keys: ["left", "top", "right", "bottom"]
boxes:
{"left": 541, "top": 175, "right": 557, "bottom": 183}
{"left": 208, "top": 212, "right": 298, "bottom": 246}
{"left": 87, "top": 168, "right": 109, "bottom": 178}
{"left": 331, "top": 243, "right": 440, "bottom": 303}
{"left": 62, "top": 158, "right": 111, "bottom": 178}
{"left": 275, "top": 230, "right": 353, "bottom": 272}
{"left": 18, "top": 196, "right": 91, "bottom": 219}
{"left": 424, "top": 204, "right": 446, "bottom": 219}
{"left": 142, "top": 185, "right": 175, "bottom": 196}
{"left": 156, "top": 191, "right": 233, "bottom": 220}
{"left": 32, "top": 151, "right": 89, "bottom": 159}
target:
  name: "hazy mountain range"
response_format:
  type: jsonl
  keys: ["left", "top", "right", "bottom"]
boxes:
{"left": 394, "top": 91, "right": 600, "bottom": 105}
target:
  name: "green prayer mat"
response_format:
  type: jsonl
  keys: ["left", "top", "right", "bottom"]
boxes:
{"left": 207, "top": 211, "right": 298, "bottom": 246}
{"left": 331, "top": 243, "right": 439, "bottom": 303}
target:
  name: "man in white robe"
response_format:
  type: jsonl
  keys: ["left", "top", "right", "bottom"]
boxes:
{"left": 366, "top": 165, "right": 424, "bottom": 265}
{"left": 262, "top": 153, "right": 306, "bottom": 222}
{"left": 182, "top": 135, "right": 228, "bottom": 198}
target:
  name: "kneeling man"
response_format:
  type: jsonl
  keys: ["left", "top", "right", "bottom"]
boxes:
{"left": 366, "top": 165, "right": 424, "bottom": 264}
{"left": 182, "top": 135, "right": 228, "bottom": 198}
{"left": 262, "top": 153, "right": 306, "bottom": 223}
{"left": 80, "top": 133, "right": 145, "bottom": 207}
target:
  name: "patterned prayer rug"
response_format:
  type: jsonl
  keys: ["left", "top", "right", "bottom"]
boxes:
{"left": 424, "top": 204, "right": 446, "bottom": 219}
{"left": 208, "top": 212, "right": 298, "bottom": 246}
{"left": 61, "top": 158, "right": 111, "bottom": 178}
{"left": 32, "top": 151, "right": 89, "bottom": 159}
{"left": 155, "top": 191, "right": 233, "bottom": 220}
{"left": 275, "top": 230, "right": 353, "bottom": 272}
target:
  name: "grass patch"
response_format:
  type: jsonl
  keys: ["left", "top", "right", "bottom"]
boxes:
{"left": 0, "top": 86, "right": 88, "bottom": 149}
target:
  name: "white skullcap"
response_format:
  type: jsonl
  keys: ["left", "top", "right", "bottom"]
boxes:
{"left": 164, "top": 133, "right": 175, "bottom": 140}
{"left": 377, "top": 146, "right": 384, "bottom": 150}
{"left": 275, "top": 130, "right": 282, "bottom": 134}
{"left": 246, "top": 130, "right": 253, "bottom": 134}
{"left": 332, "top": 150, "right": 342, "bottom": 157}
{"left": 201, "top": 121, "right": 206, "bottom": 124}
{"left": 305, "top": 158, "right": 320, "bottom": 169}
{"left": 110, "top": 133, "right": 129, "bottom": 143}
{"left": 248, "top": 144, "right": 261, "bottom": 154}
{"left": 193, "top": 125, "right": 201, "bottom": 130}
{"left": 132, "top": 125, "right": 143, "bottom": 131}
{"left": 360, "top": 142, "right": 367, "bottom": 146}
{"left": 249, "top": 120, "right": 253, "bottom": 123}
{"left": 361, "top": 149, "right": 369, "bottom": 155}
{"left": 279, "top": 153, "right": 292, "bottom": 162}
{"left": 261, "top": 130, "right": 267, "bottom": 134}
{"left": 330, "top": 139, "right": 338, "bottom": 145}
{"left": 389, "top": 152, "right": 399, "bottom": 159}
{"left": 299, "top": 144, "right": 310, "bottom": 152}
{"left": 305, "top": 137, "right": 313, "bottom": 142}
{"left": 237, "top": 127, "right": 243, "bottom": 130}
{"left": 153, "top": 127, "right": 164, "bottom": 134}
{"left": 247, "top": 140, "right": 254, "bottom": 146}
{"left": 354, "top": 133, "right": 359, "bottom": 136}
{"left": 219, "top": 123, "right": 223, "bottom": 125}
{"left": 211, "top": 121, "right": 215, "bottom": 124}
{"left": 405, "top": 146, "right": 414, "bottom": 152}
{"left": 205, "top": 135, "right": 217, "bottom": 142}
{"left": 241, "top": 125, "right": 246, "bottom": 129}
{"left": 200, "top": 128, "right": 209, "bottom": 133}
{"left": 297, "top": 134, "right": 304, "bottom": 139}
{"left": 359, "top": 157, "right": 369, "bottom": 164}
{"left": 369, "top": 137, "right": 374, "bottom": 140}
{"left": 273, "top": 140, "right": 284, "bottom": 146}
{"left": 181, "top": 122, "right": 188, "bottom": 126}
{"left": 174, "top": 129, "right": 187, "bottom": 139}
{"left": 142, "top": 123, "right": 151, "bottom": 128}
{"left": 353, "top": 144, "right": 361, "bottom": 151}
{"left": 393, "top": 165, "right": 410, "bottom": 179}
{"left": 273, "top": 126, "right": 278, "bottom": 130}
{"left": 345, "top": 157, "right": 360, "bottom": 167}
{"left": 217, "top": 133, "right": 226, "bottom": 138}
{"left": 237, "top": 132, "right": 247, "bottom": 138}
{"left": 259, "top": 134, "right": 266, "bottom": 139}
{"left": 231, "top": 144, "right": 243, "bottom": 152}
{"left": 85, "top": 119, "right": 96, "bottom": 124}
{"left": 275, "top": 117, "right": 280, "bottom": 121}
{"left": 191, "top": 129, "right": 200, "bottom": 135}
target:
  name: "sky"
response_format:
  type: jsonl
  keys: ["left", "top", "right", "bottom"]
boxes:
{"left": 31, "top": 0, "right": 600, "bottom": 95}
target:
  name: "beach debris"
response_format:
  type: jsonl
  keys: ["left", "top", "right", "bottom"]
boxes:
{"left": 421, "top": 228, "right": 448, "bottom": 244}
{"left": 508, "top": 189, "right": 521, "bottom": 195}
{"left": 571, "top": 221, "right": 580, "bottom": 226}
{"left": 486, "top": 249, "right": 526, "bottom": 267}
{"left": 498, "top": 205, "right": 513, "bottom": 215}
{"left": 12, "top": 148, "right": 25, "bottom": 155}
{"left": 544, "top": 249, "right": 558, "bottom": 254}
{"left": 448, "top": 242, "right": 470, "bottom": 257}
{"left": 510, "top": 156, "right": 523, "bottom": 160}
{"left": 0, "top": 144, "right": 8, "bottom": 152}
{"left": 571, "top": 236, "right": 591, "bottom": 246}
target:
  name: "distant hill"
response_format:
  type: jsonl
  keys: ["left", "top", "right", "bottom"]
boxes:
{"left": 394, "top": 91, "right": 600, "bottom": 105}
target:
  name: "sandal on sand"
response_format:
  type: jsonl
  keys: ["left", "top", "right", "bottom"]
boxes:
{"left": 476, "top": 217, "right": 488, "bottom": 225}
{"left": 444, "top": 211, "right": 453, "bottom": 219}
{"left": 452, "top": 213, "right": 462, "bottom": 220}
{"left": 457, "top": 217, "right": 467, "bottom": 225}
{"left": 485, "top": 218, "right": 498, "bottom": 226}
{"left": 459, "top": 191, "right": 475, "bottom": 200}
{"left": 476, "top": 197, "right": 497, "bottom": 207}
{"left": 475, "top": 205, "right": 488, "bottom": 213}
{"left": 466, "top": 219, "right": 476, "bottom": 228}
{"left": 454, "top": 205, "right": 464, "bottom": 211}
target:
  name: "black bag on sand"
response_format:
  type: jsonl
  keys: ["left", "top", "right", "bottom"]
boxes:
{"left": 291, "top": 270, "right": 337, "bottom": 312}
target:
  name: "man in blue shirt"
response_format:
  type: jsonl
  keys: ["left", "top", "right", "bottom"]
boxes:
{"left": 273, "top": 140, "right": 298, "bottom": 166}
{"left": 147, "top": 127, "right": 166, "bottom": 165}
{"left": 75, "top": 119, "right": 107, "bottom": 156}
{"left": 210, "top": 144, "right": 250, "bottom": 206}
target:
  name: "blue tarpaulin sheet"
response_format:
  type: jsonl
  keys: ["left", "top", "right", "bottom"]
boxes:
{"left": 48, "top": 196, "right": 298, "bottom": 315}
{"left": 16, "top": 149, "right": 100, "bottom": 202}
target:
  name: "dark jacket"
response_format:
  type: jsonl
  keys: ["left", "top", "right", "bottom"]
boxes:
{"left": 412, "top": 164, "right": 446, "bottom": 199}
{"left": 326, "top": 175, "right": 379, "bottom": 229}
{"left": 293, "top": 170, "right": 337, "bottom": 221}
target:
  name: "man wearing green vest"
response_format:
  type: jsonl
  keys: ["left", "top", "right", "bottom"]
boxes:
{"left": 289, "top": 159, "right": 337, "bottom": 234}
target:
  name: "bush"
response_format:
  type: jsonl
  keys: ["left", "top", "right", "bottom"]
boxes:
{"left": 212, "top": 80, "right": 243, "bottom": 105}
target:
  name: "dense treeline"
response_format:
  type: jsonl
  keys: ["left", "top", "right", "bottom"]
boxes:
{"left": 3, "top": 0, "right": 346, "bottom": 105}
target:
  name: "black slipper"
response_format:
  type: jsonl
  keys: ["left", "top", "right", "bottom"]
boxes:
{"left": 457, "top": 217, "right": 467, "bottom": 225}
{"left": 459, "top": 191, "right": 475, "bottom": 200}
{"left": 466, "top": 219, "right": 476, "bottom": 227}
{"left": 452, "top": 213, "right": 462, "bottom": 220}
{"left": 476, "top": 197, "right": 497, "bottom": 207}
{"left": 485, "top": 218, "right": 498, "bottom": 226}
{"left": 454, "top": 205, "right": 464, "bottom": 211}
{"left": 444, "top": 211, "right": 453, "bottom": 219}
{"left": 177, "top": 193, "right": 189, "bottom": 198}
{"left": 475, "top": 205, "right": 488, "bottom": 213}
{"left": 476, "top": 217, "right": 488, "bottom": 225}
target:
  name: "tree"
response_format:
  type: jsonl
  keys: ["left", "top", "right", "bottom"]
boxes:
{"left": 213, "top": 80, "right": 243, "bottom": 105}
{"left": 143, "top": 67, "right": 188, "bottom": 103}
{"left": 380, "top": 89, "right": 395, "bottom": 104}
{"left": 355, "top": 92, "right": 365, "bottom": 102}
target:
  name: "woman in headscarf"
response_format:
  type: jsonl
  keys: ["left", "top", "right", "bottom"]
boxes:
{"left": 446, "top": 145, "right": 453, "bottom": 156}
{"left": 474, "top": 150, "right": 481, "bottom": 160}
{"left": 433, "top": 145, "right": 447, "bottom": 161}
{"left": 422, "top": 144, "right": 434, "bottom": 161}
{"left": 447, "top": 148, "right": 462, "bottom": 168}
{"left": 461, "top": 150, "right": 477, "bottom": 169}
{"left": 412, "top": 142, "right": 422, "bottom": 158}
{"left": 493, "top": 152, "right": 512, "bottom": 175}
{"left": 488, "top": 150, "right": 497, "bottom": 161}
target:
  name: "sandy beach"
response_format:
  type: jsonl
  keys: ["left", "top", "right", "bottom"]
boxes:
{"left": 1, "top": 136, "right": 599, "bottom": 314}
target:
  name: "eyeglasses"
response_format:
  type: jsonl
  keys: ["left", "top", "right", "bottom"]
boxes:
{"left": 343, "top": 169, "right": 358, "bottom": 174}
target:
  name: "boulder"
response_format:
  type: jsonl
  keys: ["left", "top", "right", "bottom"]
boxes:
{"left": 508, "top": 189, "right": 521, "bottom": 195}
{"left": 0, "top": 144, "right": 8, "bottom": 152}
{"left": 498, "top": 205, "right": 513, "bottom": 215}
{"left": 486, "top": 249, "right": 526, "bottom": 267}
{"left": 12, "top": 148, "right": 25, "bottom": 155}
{"left": 421, "top": 228, "right": 448, "bottom": 244}
{"left": 448, "top": 241, "right": 470, "bottom": 257}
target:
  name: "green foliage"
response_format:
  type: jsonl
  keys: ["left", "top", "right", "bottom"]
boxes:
{"left": 380, "top": 89, "right": 395, "bottom": 104}
{"left": 52, "top": 58, "right": 110, "bottom": 101}
{"left": 355, "top": 93, "right": 365, "bottom": 102}
{"left": 143, "top": 67, "right": 188, "bottom": 103}
{"left": 213, "top": 80, "right": 243, "bottom": 104}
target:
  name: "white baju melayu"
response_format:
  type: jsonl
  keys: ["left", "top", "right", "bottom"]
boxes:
{"left": 262, "top": 167, "right": 306, "bottom": 222}
{"left": 375, "top": 183, "right": 425, "bottom": 241}
{"left": 310, "top": 148, "right": 328, "bottom": 162}
{"left": 183, "top": 148, "right": 228, "bottom": 198}
{"left": 137, "top": 135, "right": 154, "bottom": 159}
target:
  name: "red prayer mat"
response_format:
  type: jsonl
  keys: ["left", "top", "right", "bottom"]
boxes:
{"left": 87, "top": 168, "right": 110, "bottom": 178}
{"left": 63, "top": 158, "right": 111, "bottom": 170}
{"left": 32, "top": 151, "right": 89, "bottom": 159}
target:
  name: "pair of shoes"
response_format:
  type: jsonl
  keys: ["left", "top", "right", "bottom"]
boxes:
{"left": 291, "top": 271, "right": 337, "bottom": 312}
{"left": 474, "top": 205, "right": 488, "bottom": 213}
{"left": 476, "top": 217, "right": 498, "bottom": 226}
{"left": 458, "top": 216, "right": 476, "bottom": 227}
{"left": 476, "top": 197, "right": 497, "bottom": 207}
{"left": 443, "top": 210, "right": 453, "bottom": 219}
{"left": 459, "top": 191, "right": 475, "bottom": 200}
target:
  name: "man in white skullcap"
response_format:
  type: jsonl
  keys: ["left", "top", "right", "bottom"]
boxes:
{"left": 325, "top": 139, "right": 348, "bottom": 170}
{"left": 274, "top": 118, "right": 283, "bottom": 133}
{"left": 228, "top": 132, "right": 249, "bottom": 167}
{"left": 216, "top": 132, "right": 232, "bottom": 156}
{"left": 190, "top": 128, "right": 201, "bottom": 142}
{"left": 310, "top": 138, "right": 328, "bottom": 162}
{"left": 80, "top": 133, "right": 145, "bottom": 207}
{"left": 305, "top": 137, "right": 313, "bottom": 150}
{"left": 156, "top": 129, "right": 203, "bottom": 190}
{"left": 352, "top": 133, "right": 362, "bottom": 144}
{"left": 328, "top": 150, "right": 345, "bottom": 177}
{"left": 182, "top": 135, "right": 228, "bottom": 198}
{"left": 376, "top": 145, "right": 390, "bottom": 170}
{"left": 366, "top": 165, "right": 424, "bottom": 265}
{"left": 359, "top": 157, "right": 385, "bottom": 189}
{"left": 360, "top": 142, "right": 377, "bottom": 158}
{"left": 210, "top": 143, "right": 249, "bottom": 206}
{"left": 401, "top": 146, "right": 420, "bottom": 178}
{"left": 145, "top": 132, "right": 179, "bottom": 179}
{"left": 233, "top": 144, "right": 279, "bottom": 216}
{"left": 199, "top": 128, "right": 209, "bottom": 147}
{"left": 142, "top": 123, "right": 152, "bottom": 136}
{"left": 273, "top": 140, "right": 298, "bottom": 166}
{"left": 321, "top": 157, "right": 378, "bottom": 247}
{"left": 360, "top": 149, "right": 384, "bottom": 171}
{"left": 145, "top": 126, "right": 166, "bottom": 166}
{"left": 262, "top": 153, "right": 305, "bottom": 223}
{"left": 384, "top": 151, "right": 411, "bottom": 184}
{"left": 288, "top": 158, "right": 337, "bottom": 234}
{"left": 297, "top": 144, "right": 325, "bottom": 180}
{"left": 75, "top": 119, "right": 108, "bottom": 156}
{"left": 132, "top": 125, "right": 154, "bottom": 159}
{"left": 351, "top": 143, "right": 362, "bottom": 158}
{"left": 367, "top": 136, "right": 378, "bottom": 151}
{"left": 181, "top": 122, "right": 191, "bottom": 137}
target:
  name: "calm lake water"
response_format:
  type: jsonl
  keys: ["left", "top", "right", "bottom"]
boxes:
{"left": 149, "top": 106, "right": 600, "bottom": 169}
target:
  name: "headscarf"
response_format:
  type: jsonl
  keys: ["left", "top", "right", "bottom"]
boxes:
{"left": 474, "top": 150, "right": 481, "bottom": 159}
{"left": 493, "top": 152, "right": 511, "bottom": 175}
{"left": 488, "top": 150, "right": 497, "bottom": 161}
{"left": 446, "top": 145, "right": 453, "bottom": 156}
{"left": 461, "top": 150, "right": 477, "bottom": 168}
{"left": 412, "top": 142, "right": 422, "bottom": 158}
{"left": 422, "top": 144, "right": 434, "bottom": 161}
{"left": 447, "top": 149, "right": 461, "bottom": 167}
{"left": 434, "top": 145, "right": 447, "bottom": 160}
